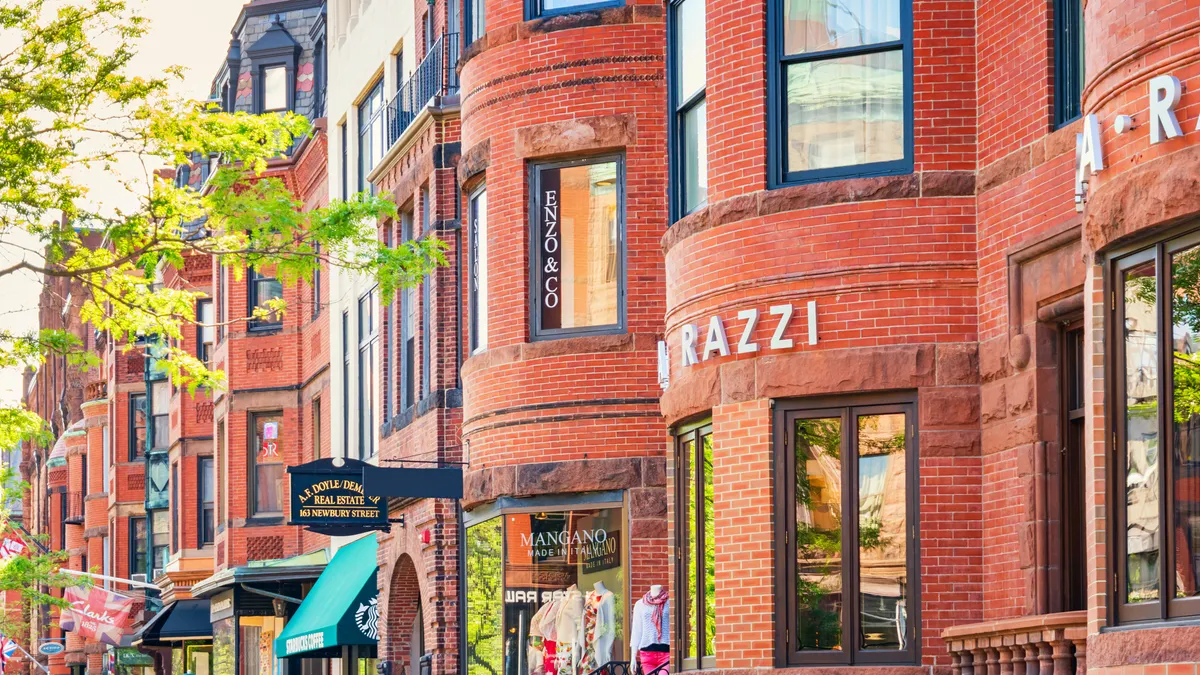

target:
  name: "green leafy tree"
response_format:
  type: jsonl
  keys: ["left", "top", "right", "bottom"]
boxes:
{"left": 0, "top": 0, "right": 445, "bottom": 633}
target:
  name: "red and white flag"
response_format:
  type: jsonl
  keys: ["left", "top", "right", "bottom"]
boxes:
{"left": 60, "top": 586, "right": 134, "bottom": 647}
{"left": 0, "top": 534, "right": 27, "bottom": 561}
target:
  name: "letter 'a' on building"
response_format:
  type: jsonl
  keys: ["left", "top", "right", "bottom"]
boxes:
{"left": 530, "top": 156, "right": 626, "bottom": 339}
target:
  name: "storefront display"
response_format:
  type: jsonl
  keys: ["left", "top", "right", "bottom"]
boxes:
{"left": 629, "top": 586, "right": 669, "bottom": 674}
{"left": 466, "top": 504, "right": 625, "bottom": 675}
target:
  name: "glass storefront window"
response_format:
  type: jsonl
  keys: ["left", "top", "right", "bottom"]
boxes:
{"left": 467, "top": 507, "right": 625, "bottom": 675}
{"left": 239, "top": 616, "right": 285, "bottom": 675}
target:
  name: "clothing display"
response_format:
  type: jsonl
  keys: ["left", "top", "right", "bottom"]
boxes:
{"left": 629, "top": 590, "right": 671, "bottom": 653}
{"left": 638, "top": 647, "right": 669, "bottom": 675}
{"left": 580, "top": 586, "right": 616, "bottom": 673}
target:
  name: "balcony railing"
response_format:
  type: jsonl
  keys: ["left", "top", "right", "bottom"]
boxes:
{"left": 84, "top": 380, "right": 107, "bottom": 402}
{"left": 385, "top": 33, "right": 461, "bottom": 148}
{"left": 943, "top": 611, "right": 1087, "bottom": 675}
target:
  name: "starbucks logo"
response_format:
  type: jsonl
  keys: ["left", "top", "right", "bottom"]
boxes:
{"left": 355, "top": 595, "right": 379, "bottom": 640}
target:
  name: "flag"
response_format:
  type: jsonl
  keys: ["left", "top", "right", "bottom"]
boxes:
{"left": 0, "top": 534, "right": 27, "bottom": 561}
{"left": 0, "top": 635, "right": 20, "bottom": 675}
{"left": 60, "top": 586, "right": 134, "bottom": 647}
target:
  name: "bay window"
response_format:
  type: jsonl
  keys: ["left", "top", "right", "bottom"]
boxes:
{"left": 775, "top": 395, "right": 917, "bottom": 665}
{"left": 768, "top": 0, "right": 911, "bottom": 186}
{"left": 1113, "top": 229, "right": 1200, "bottom": 621}
{"left": 529, "top": 156, "right": 625, "bottom": 339}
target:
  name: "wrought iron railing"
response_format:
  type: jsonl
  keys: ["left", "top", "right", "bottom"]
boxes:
{"left": 385, "top": 33, "right": 461, "bottom": 147}
{"left": 64, "top": 491, "right": 84, "bottom": 524}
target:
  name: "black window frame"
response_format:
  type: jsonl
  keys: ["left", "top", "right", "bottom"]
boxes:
{"left": 773, "top": 392, "right": 920, "bottom": 666}
{"left": 525, "top": 0, "right": 623, "bottom": 20}
{"left": 341, "top": 121, "right": 349, "bottom": 200}
{"left": 171, "top": 462, "right": 180, "bottom": 553}
{"left": 312, "top": 396, "right": 322, "bottom": 461}
{"left": 468, "top": 185, "right": 487, "bottom": 354}
{"left": 674, "top": 419, "right": 716, "bottom": 670}
{"left": 312, "top": 243, "right": 322, "bottom": 321}
{"left": 197, "top": 298, "right": 215, "bottom": 365}
{"left": 667, "top": 0, "right": 707, "bottom": 222}
{"left": 130, "top": 516, "right": 147, "bottom": 578}
{"left": 248, "top": 267, "right": 283, "bottom": 331}
{"left": 527, "top": 154, "right": 627, "bottom": 341}
{"left": 1109, "top": 225, "right": 1200, "bottom": 623}
{"left": 199, "top": 456, "right": 215, "bottom": 546}
{"left": 217, "top": 264, "right": 227, "bottom": 343}
{"left": 401, "top": 210, "right": 417, "bottom": 410}
{"left": 129, "top": 393, "right": 147, "bottom": 461}
{"left": 765, "top": 0, "right": 914, "bottom": 188}
{"left": 1052, "top": 0, "right": 1084, "bottom": 127}
{"left": 254, "top": 59, "right": 295, "bottom": 114}
{"left": 421, "top": 187, "right": 432, "bottom": 399}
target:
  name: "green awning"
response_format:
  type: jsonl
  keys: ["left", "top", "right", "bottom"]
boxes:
{"left": 274, "top": 534, "right": 378, "bottom": 658}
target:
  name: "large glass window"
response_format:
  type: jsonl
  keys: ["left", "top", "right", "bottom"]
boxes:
{"left": 1114, "top": 230, "right": 1200, "bottom": 621}
{"left": 358, "top": 80, "right": 385, "bottom": 192}
{"left": 777, "top": 396, "right": 916, "bottom": 665}
{"left": 150, "top": 380, "right": 169, "bottom": 452}
{"left": 250, "top": 411, "right": 285, "bottom": 515}
{"left": 770, "top": 0, "right": 910, "bottom": 185}
{"left": 129, "top": 393, "right": 146, "bottom": 461}
{"left": 216, "top": 419, "right": 226, "bottom": 530}
{"left": 1053, "top": 0, "right": 1084, "bottom": 127}
{"left": 469, "top": 187, "right": 488, "bottom": 354}
{"left": 467, "top": 0, "right": 486, "bottom": 44}
{"left": 248, "top": 267, "right": 283, "bottom": 330}
{"left": 530, "top": 157, "right": 624, "bottom": 339}
{"left": 675, "top": 423, "right": 715, "bottom": 669}
{"left": 130, "top": 516, "right": 147, "bottom": 578}
{"left": 466, "top": 505, "right": 626, "bottom": 675}
{"left": 359, "top": 289, "right": 378, "bottom": 458}
{"left": 528, "top": 0, "right": 621, "bottom": 18}
{"left": 402, "top": 210, "right": 417, "bottom": 408}
{"left": 669, "top": 0, "right": 707, "bottom": 219}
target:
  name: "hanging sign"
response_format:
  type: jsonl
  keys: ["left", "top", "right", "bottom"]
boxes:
{"left": 539, "top": 168, "right": 562, "bottom": 330}
{"left": 37, "top": 643, "right": 63, "bottom": 656}
{"left": 60, "top": 586, "right": 134, "bottom": 647}
{"left": 288, "top": 458, "right": 388, "bottom": 535}
{"left": 361, "top": 464, "right": 463, "bottom": 500}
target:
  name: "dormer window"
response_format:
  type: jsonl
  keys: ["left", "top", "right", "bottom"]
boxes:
{"left": 263, "top": 65, "right": 288, "bottom": 112}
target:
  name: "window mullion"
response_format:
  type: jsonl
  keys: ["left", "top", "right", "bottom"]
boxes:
{"left": 778, "top": 39, "right": 904, "bottom": 67}
{"left": 1159, "top": 241, "right": 1174, "bottom": 619}
{"left": 695, "top": 428, "right": 705, "bottom": 663}
{"left": 844, "top": 407, "right": 859, "bottom": 664}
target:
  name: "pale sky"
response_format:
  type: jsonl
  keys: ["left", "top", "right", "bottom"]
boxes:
{"left": 0, "top": 0, "right": 248, "bottom": 404}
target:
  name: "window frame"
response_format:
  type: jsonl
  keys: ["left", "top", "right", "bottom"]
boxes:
{"left": 358, "top": 79, "right": 385, "bottom": 193}
{"left": 667, "top": 0, "right": 707, "bottom": 221}
{"left": 216, "top": 418, "right": 225, "bottom": 533}
{"left": 247, "top": 267, "right": 283, "bottom": 331}
{"left": 255, "top": 61, "right": 294, "bottom": 114}
{"left": 130, "top": 516, "right": 147, "bottom": 578}
{"left": 199, "top": 456, "right": 215, "bottom": 546}
{"left": 1052, "top": 0, "right": 1084, "bottom": 128}
{"left": 468, "top": 185, "right": 488, "bottom": 354}
{"left": 772, "top": 392, "right": 920, "bottom": 666}
{"left": 764, "top": 0, "right": 914, "bottom": 188}
{"left": 674, "top": 419, "right": 716, "bottom": 670}
{"left": 466, "top": 0, "right": 486, "bottom": 45}
{"left": 248, "top": 410, "right": 285, "bottom": 516}
{"left": 129, "top": 393, "right": 147, "bottom": 461}
{"left": 401, "top": 210, "right": 417, "bottom": 409}
{"left": 527, "top": 154, "right": 628, "bottom": 341}
{"left": 525, "top": 0, "right": 623, "bottom": 20}
{"left": 197, "top": 298, "right": 215, "bottom": 365}
{"left": 358, "top": 288, "right": 379, "bottom": 458}
{"left": 1109, "top": 227, "right": 1200, "bottom": 623}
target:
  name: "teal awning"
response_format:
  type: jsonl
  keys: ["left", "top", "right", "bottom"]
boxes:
{"left": 274, "top": 534, "right": 378, "bottom": 658}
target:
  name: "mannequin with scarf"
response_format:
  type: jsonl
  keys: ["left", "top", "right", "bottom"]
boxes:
{"left": 629, "top": 586, "right": 670, "bottom": 675}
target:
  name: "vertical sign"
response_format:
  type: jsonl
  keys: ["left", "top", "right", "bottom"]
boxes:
{"left": 540, "top": 168, "right": 562, "bottom": 330}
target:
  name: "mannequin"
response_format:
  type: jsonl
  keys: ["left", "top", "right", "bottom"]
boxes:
{"left": 630, "top": 585, "right": 670, "bottom": 675}
{"left": 555, "top": 585, "right": 585, "bottom": 675}
{"left": 581, "top": 582, "right": 616, "bottom": 673}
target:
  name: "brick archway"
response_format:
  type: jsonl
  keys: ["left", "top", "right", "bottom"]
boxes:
{"left": 387, "top": 554, "right": 423, "bottom": 675}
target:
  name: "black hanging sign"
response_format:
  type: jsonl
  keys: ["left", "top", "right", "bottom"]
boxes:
{"left": 361, "top": 464, "right": 464, "bottom": 500}
{"left": 288, "top": 458, "right": 389, "bottom": 535}
{"left": 539, "top": 167, "right": 562, "bottom": 331}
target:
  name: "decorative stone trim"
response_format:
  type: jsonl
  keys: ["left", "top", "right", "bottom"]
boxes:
{"left": 463, "top": 456, "right": 665, "bottom": 509}
{"left": 943, "top": 611, "right": 1087, "bottom": 675}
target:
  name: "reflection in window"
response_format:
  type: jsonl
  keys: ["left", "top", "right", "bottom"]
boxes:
{"left": 531, "top": 159, "right": 623, "bottom": 337}
{"left": 130, "top": 393, "right": 147, "bottom": 460}
{"left": 670, "top": 0, "right": 707, "bottom": 217}
{"left": 263, "top": 66, "right": 287, "bottom": 111}
{"left": 773, "top": 0, "right": 908, "bottom": 183}
{"left": 251, "top": 412, "right": 285, "bottom": 515}
{"left": 784, "top": 401, "right": 914, "bottom": 664}
{"left": 249, "top": 268, "right": 284, "bottom": 328}
{"left": 1124, "top": 260, "right": 1159, "bottom": 604}
{"left": 1173, "top": 246, "right": 1200, "bottom": 600}
{"left": 466, "top": 518, "right": 503, "bottom": 675}
{"left": 466, "top": 507, "right": 626, "bottom": 675}
{"left": 677, "top": 424, "right": 715, "bottom": 670}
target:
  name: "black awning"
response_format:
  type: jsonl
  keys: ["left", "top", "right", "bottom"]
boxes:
{"left": 132, "top": 599, "right": 212, "bottom": 646}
